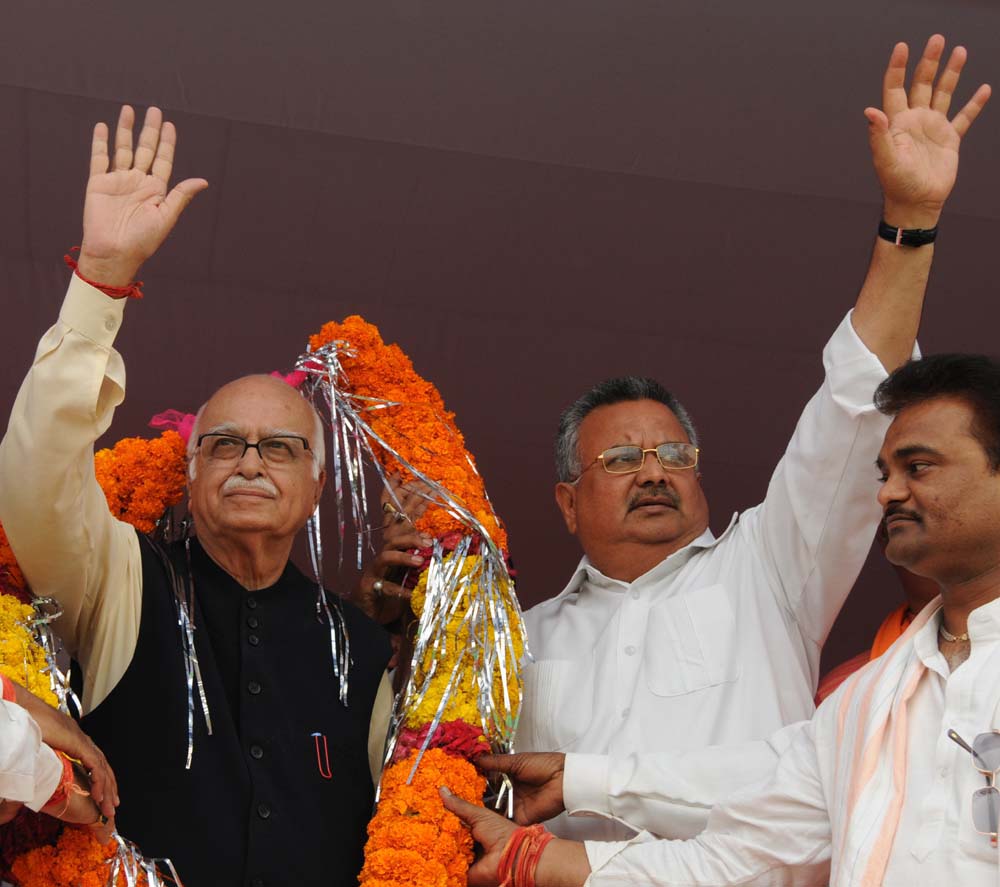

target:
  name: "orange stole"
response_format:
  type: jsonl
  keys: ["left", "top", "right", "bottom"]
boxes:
{"left": 815, "top": 604, "right": 913, "bottom": 704}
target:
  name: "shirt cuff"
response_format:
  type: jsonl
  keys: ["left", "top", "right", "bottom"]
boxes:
{"left": 26, "top": 744, "right": 63, "bottom": 812}
{"left": 564, "top": 753, "right": 612, "bottom": 818}
{"left": 58, "top": 274, "right": 127, "bottom": 347}
{"left": 826, "top": 309, "right": 921, "bottom": 418}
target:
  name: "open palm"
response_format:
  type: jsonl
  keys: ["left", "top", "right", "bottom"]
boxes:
{"left": 79, "top": 106, "right": 208, "bottom": 286}
{"left": 866, "top": 36, "right": 991, "bottom": 226}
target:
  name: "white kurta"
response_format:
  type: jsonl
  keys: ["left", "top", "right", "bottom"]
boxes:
{"left": 520, "top": 311, "right": 906, "bottom": 841}
{"left": 585, "top": 598, "right": 1000, "bottom": 886}
{"left": 0, "top": 700, "right": 62, "bottom": 811}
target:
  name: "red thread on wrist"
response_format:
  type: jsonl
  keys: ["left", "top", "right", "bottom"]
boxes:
{"left": 0, "top": 674, "right": 15, "bottom": 702}
{"left": 64, "top": 250, "right": 144, "bottom": 300}
{"left": 40, "top": 752, "right": 76, "bottom": 816}
{"left": 497, "top": 824, "right": 554, "bottom": 887}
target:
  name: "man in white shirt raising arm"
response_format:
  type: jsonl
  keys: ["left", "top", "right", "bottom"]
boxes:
{"left": 451, "top": 34, "right": 989, "bottom": 846}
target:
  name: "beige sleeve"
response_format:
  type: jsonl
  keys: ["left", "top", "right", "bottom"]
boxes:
{"left": 0, "top": 275, "right": 143, "bottom": 714}
{"left": 367, "top": 671, "right": 394, "bottom": 786}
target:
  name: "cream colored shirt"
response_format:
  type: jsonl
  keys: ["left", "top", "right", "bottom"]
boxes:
{"left": 0, "top": 699, "right": 63, "bottom": 810}
{"left": 0, "top": 275, "right": 392, "bottom": 783}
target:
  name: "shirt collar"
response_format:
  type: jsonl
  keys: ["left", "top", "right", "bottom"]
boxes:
{"left": 913, "top": 596, "right": 1000, "bottom": 673}
{"left": 555, "top": 518, "right": 737, "bottom": 598}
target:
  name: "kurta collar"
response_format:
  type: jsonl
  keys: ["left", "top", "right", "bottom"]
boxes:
{"left": 555, "top": 515, "right": 738, "bottom": 599}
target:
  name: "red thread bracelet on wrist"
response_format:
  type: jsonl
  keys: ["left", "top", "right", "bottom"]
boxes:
{"left": 64, "top": 250, "right": 144, "bottom": 300}
{"left": 40, "top": 752, "right": 77, "bottom": 816}
{"left": 497, "top": 824, "right": 554, "bottom": 887}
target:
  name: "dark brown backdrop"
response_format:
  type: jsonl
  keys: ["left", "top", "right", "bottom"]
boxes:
{"left": 2, "top": 0, "right": 998, "bottom": 673}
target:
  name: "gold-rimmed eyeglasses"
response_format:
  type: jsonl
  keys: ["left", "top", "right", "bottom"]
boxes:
{"left": 572, "top": 443, "right": 699, "bottom": 482}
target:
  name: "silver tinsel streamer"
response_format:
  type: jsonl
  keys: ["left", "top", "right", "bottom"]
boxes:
{"left": 292, "top": 335, "right": 530, "bottom": 801}
{"left": 107, "top": 833, "right": 185, "bottom": 886}
{"left": 25, "top": 596, "right": 81, "bottom": 716}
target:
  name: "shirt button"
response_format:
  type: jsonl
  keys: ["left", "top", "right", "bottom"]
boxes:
{"left": 247, "top": 616, "right": 259, "bottom": 629}
{"left": 104, "top": 317, "right": 117, "bottom": 332}
{"left": 631, "top": 590, "right": 640, "bottom": 600}
{"left": 621, "top": 708, "right": 631, "bottom": 719}
{"left": 247, "top": 680, "right": 262, "bottom": 695}
{"left": 246, "top": 597, "right": 258, "bottom": 610}
{"left": 250, "top": 744, "right": 264, "bottom": 760}
{"left": 257, "top": 803, "right": 271, "bottom": 820}
{"left": 624, "top": 645, "right": 637, "bottom": 656}
{"left": 248, "top": 634, "right": 260, "bottom": 647}
{"left": 251, "top": 880, "right": 265, "bottom": 887}
{"left": 939, "top": 767, "right": 949, "bottom": 778}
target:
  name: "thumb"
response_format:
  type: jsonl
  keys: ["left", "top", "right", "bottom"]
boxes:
{"left": 864, "top": 108, "right": 895, "bottom": 171}
{"left": 161, "top": 178, "right": 209, "bottom": 224}
{"left": 440, "top": 786, "right": 484, "bottom": 827}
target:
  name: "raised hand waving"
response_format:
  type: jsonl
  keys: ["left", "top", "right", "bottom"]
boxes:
{"left": 78, "top": 105, "right": 208, "bottom": 286}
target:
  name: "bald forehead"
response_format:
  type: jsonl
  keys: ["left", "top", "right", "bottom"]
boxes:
{"left": 200, "top": 375, "right": 316, "bottom": 434}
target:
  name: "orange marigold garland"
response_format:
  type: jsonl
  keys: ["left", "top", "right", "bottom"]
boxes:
{"left": 294, "top": 316, "right": 528, "bottom": 887}
{"left": 93, "top": 430, "right": 187, "bottom": 534}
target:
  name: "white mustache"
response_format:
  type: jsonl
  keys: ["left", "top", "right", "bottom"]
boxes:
{"left": 222, "top": 476, "right": 278, "bottom": 497}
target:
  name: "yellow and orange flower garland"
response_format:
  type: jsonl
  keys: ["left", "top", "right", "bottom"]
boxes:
{"left": 303, "top": 316, "right": 526, "bottom": 887}
{"left": 0, "top": 431, "right": 186, "bottom": 886}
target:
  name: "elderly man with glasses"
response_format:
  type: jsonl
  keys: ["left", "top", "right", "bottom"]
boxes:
{"left": 425, "top": 35, "right": 991, "bottom": 847}
{"left": 0, "top": 107, "right": 392, "bottom": 887}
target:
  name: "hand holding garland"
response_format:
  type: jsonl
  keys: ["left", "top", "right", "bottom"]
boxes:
{"left": 8, "top": 679, "right": 119, "bottom": 822}
{"left": 77, "top": 105, "right": 208, "bottom": 287}
{"left": 477, "top": 753, "right": 567, "bottom": 826}
{"left": 440, "top": 789, "right": 590, "bottom": 887}
{"left": 357, "top": 476, "right": 432, "bottom": 622}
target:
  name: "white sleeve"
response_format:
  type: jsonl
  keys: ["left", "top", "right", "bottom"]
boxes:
{"left": 0, "top": 275, "right": 144, "bottom": 713}
{"left": 747, "top": 311, "right": 918, "bottom": 655}
{"left": 584, "top": 718, "right": 832, "bottom": 886}
{"left": 564, "top": 722, "right": 805, "bottom": 839}
{"left": 0, "top": 699, "right": 63, "bottom": 811}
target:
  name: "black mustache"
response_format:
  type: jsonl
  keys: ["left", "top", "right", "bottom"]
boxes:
{"left": 884, "top": 506, "right": 921, "bottom": 523}
{"left": 628, "top": 488, "right": 680, "bottom": 511}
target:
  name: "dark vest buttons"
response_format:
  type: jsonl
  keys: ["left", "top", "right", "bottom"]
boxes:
{"left": 247, "top": 680, "right": 262, "bottom": 695}
{"left": 247, "top": 616, "right": 259, "bottom": 629}
{"left": 248, "top": 634, "right": 260, "bottom": 646}
{"left": 257, "top": 803, "right": 271, "bottom": 820}
{"left": 250, "top": 744, "right": 264, "bottom": 760}
{"left": 246, "top": 597, "right": 258, "bottom": 610}
{"left": 250, "top": 880, "right": 265, "bottom": 887}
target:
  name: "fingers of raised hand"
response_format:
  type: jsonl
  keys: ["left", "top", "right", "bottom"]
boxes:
{"left": 161, "top": 177, "right": 209, "bottom": 224}
{"left": 882, "top": 41, "right": 910, "bottom": 118}
{"left": 907, "top": 34, "right": 946, "bottom": 109}
{"left": 132, "top": 106, "right": 164, "bottom": 175}
{"left": 952, "top": 82, "right": 992, "bottom": 139}
{"left": 113, "top": 105, "right": 136, "bottom": 172}
{"left": 930, "top": 44, "right": 967, "bottom": 116}
{"left": 90, "top": 123, "right": 110, "bottom": 177}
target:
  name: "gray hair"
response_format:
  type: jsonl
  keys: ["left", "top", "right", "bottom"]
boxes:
{"left": 555, "top": 376, "right": 699, "bottom": 482}
{"left": 187, "top": 400, "right": 327, "bottom": 481}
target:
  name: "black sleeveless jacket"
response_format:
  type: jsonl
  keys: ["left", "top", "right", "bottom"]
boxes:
{"left": 81, "top": 534, "right": 391, "bottom": 887}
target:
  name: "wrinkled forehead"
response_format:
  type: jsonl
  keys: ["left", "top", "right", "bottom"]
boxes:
{"left": 200, "top": 376, "right": 315, "bottom": 436}
{"left": 579, "top": 399, "right": 690, "bottom": 452}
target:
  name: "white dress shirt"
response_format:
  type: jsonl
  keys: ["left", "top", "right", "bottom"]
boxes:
{"left": 0, "top": 699, "right": 62, "bottom": 811}
{"left": 584, "top": 599, "right": 1000, "bottom": 886}
{"left": 519, "top": 311, "right": 905, "bottom": 841}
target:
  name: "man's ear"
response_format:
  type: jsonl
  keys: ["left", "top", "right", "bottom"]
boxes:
{"left": 554, "top": 482, "right": 578, "bottom": 535}
{"left": 314, "top": 468, "right": 327, "bottom": 508}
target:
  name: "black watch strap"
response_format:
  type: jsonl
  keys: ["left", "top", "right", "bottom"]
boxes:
{"left": 878, "top": 219, "right": 938, "bottom": 247}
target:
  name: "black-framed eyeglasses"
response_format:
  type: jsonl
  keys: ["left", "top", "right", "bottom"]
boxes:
{"left": 573, "top": 443, "right": 700, "bottom": 482}
{"left": 196, "top": 433, "right": 311, "bottom": 467}
{"left": 948, "top": 728, "right": 1000, "bottom": 846}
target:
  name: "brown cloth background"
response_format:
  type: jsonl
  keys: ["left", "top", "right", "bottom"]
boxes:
{"left": 1, "top": 0, "right": 998, "bottom": 673}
